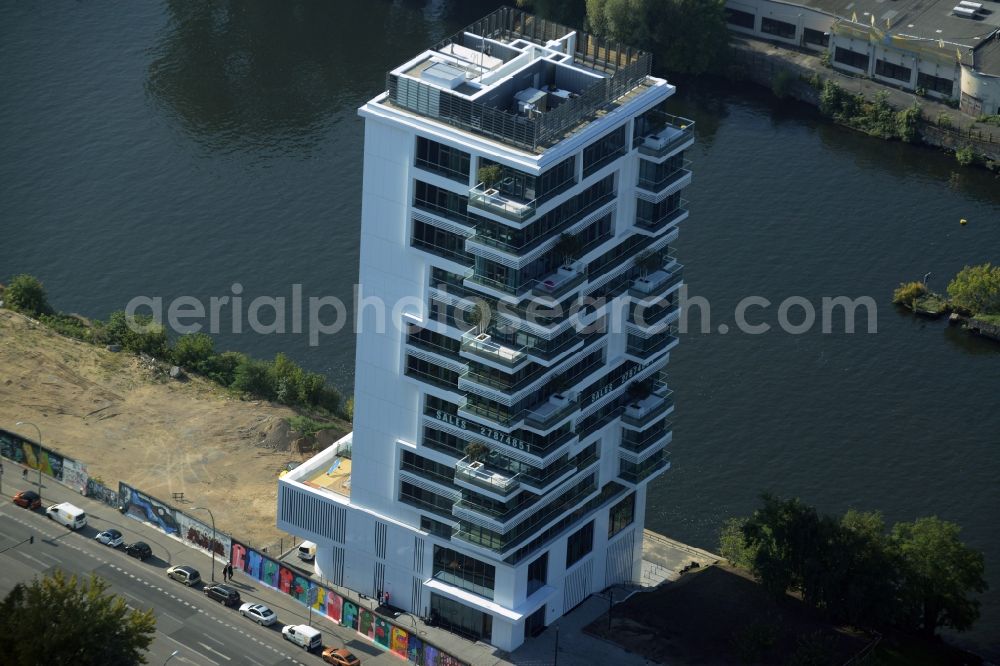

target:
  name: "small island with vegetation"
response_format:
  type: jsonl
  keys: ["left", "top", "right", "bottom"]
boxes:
{"left": 893, "top": 263, "right": 1000, "bottom": 343}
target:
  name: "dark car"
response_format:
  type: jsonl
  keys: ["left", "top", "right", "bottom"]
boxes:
{"left": 204, "top": 583, "right": 241, "bottom": 607}
{"left": 12, "top": 490, "right": 41, "bottom": 510}
{"left": 124, "top": 541, "right": 152, "bottom": 561}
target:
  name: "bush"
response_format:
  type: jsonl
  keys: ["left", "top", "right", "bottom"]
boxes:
{"left": 719, "top": 517, "right": 756, "bottom": 569}
{"left": 955, "top": 146, "right": 976, "bottom": 166}
{"left": 893, "top": 281, "right": 927, "bottom": 307}
{"left": 287, "top": 415, "right": 340, "bottom": 437}
{"left": 807, "top": 73, "right": 822, "bottom": 90}
{"left": 38, "top": 313, "right": 90, "bottom": 341}
{"left": 947, "top": 263, "right": 1000, "bottom": 315}
{"left": 94, "top": 311, "right": 168, "bottom": 357}
{"left": 201, "top": 351, "right": 245, "bottom": 387}
{"left": 936, "top": 112, "right": 952, "bottom": 129}
{"left": 3, "top": 274, "right": 51, "bottom": 317}
{"left": 896, "top": 102, "right": 921, "bottom": 143}
{"left": 976, "top": 114, "right": 1000, "bottom": 127}
{"left": 231, "top": 356, "right": 273, "bottom": 399}
{"left": 343, "top": 396, "right": 355, "bottom": 422}
{"left": 171, "top": 332, "right": 215, "bottom": 371}
{"left": 771, "top": 69, "right": 793, "bottom": 99}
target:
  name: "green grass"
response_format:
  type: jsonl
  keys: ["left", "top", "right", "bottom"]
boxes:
{"left": 287, "top": 415, "right": 341, "bottom": 436}
{"left": 912, "top": 293, "right": 949, "bottom": 316}
{"left": 973, "top": 313, "right": 1000, "bottom": 326}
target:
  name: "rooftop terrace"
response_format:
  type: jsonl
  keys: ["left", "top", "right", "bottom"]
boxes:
{"left": 381, "top": 6, "right": 659, "bottom": 153}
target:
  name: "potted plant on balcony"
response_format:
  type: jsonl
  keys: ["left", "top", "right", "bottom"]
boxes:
{"left": 477, "top": 164, "right": 503, "bottom": 195}
{"left": 464, "top": 442, "right": 489, "bottom": 470}
{"left": 466, "top": 302, "right": 490, "bottom": 340}
{"left": 634, "top": 250, "right": 660, "bottom": 279}
{"left": 554, "top": 232, "right": 582, "bottom": 270}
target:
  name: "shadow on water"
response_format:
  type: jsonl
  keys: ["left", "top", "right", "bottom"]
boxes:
{"left": 145, "top": 1, "right": 493, "bottom": 153}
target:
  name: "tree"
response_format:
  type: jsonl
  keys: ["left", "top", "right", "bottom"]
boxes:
{"left": 892, "top": 517, "right": 987, "bottom": 636}
{"left": 3, "top": 274, "right": 51, "bottom": 317}
{"left": 554, "top": 232, "right": 582, "bottom": 267}
{"left": 172, "top": 332, "right": 215, "bottom": 371}
{"left": 947, "top": 263, "right": 1000, "bottom": 315}
{"left": 477, "top": 163, "right": 503, "bottom": 189}
{"left": 0, "top": 568, "right": 155, "bottom": 665}
{"left": 719, "top": 516, "right": 756, "bottom": 569}
{"left": 464, "top": 442, "right": 489, "bottom": 462}
{"left": 892, "top": 281, "right": 926, "bottom": 307}
{"left": 96, "top": 311, "right": 169, "bottom": 357}
{"left": 231, "top": 356, "right": 274, "bottom": 399}
{"left": 586, "top": 0, "right": 730, "bottom": 76}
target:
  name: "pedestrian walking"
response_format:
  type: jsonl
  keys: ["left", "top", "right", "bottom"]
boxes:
{"left": 22, "top": 468, "right": 28, "bottom": 480}
{"left": 224, "top": 562, "right": 234, "bottom": 582}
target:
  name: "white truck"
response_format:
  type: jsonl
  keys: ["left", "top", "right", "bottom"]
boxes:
{"left": 281, "top": 624, "right": 322, "bottom": 651}
{"left": 297, "top": 540, "right": 316, "bottom": 561}
{"left": 46, "top": 502, "right": 87, "bottom": 530}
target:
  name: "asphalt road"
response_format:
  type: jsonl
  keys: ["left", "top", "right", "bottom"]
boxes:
{"left": 0, "top": 470, "right": 356, "bottom": 666}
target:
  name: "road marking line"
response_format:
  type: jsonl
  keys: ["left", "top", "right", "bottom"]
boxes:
{"left": 197, "top": 642, "right": 232, "bottom": 661}
{"left": 16, "top": 551, "right": 49, "bottom": 567}
{"left": 202, "top": 633, "right": 225, "bottom": 647}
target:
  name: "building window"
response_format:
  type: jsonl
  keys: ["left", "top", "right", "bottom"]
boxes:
{"left": 433, "top": 545, "right": 496, "bottom": 600}
{"left": 875, "top": 59, "right": 911, "bottom": 83}
{"left": 582, "top": 125, "right": 627, "bottom": 177}
{"left": 401, "top": 450, "right": 456, "bottom": 485}
{"left": 834, "top": 47, "right": 869, "bottom": 72}
{"left": 411, "top": 219, "right": 473, "bottom": 265}
{"left": 565, "top": 521, "right": 594, "bottom": 567}
{"left": 608, "top": 492, "right": 635, "bottom": 538}
{"left": 415, "top": 136, "right": 471, "bottom": 183}
{"left": 724, "top": 8, "right": 754, "bottom": 29}
{"left": 414, "top": 180, "right": 471, "bottom": 224}
{"left": 803, "top": 28, "right": 829, "bottom": 48}
{"left": 399, "top": 481, "right": 454, "bottom": 518}
{"left": 918, "top": 72, "right": 954, "bottom": 96}
{"left": 405, "top": 354, "right": 459, "bottom": 391}
{"left": 527, "top": 552, "right": 548, "bottom": 596}
{"left": 421, "top": 515, "right": 454, "bottom": 540}
{"left": 760, "top": 17, "right": 796, "bottom": 40}
{"left": 430, "top": 593, "right": 493, "bottom": 642}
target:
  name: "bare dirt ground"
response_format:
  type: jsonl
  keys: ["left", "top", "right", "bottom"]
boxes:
{"left": 0, "top": 309, "right": 348, "bottom": 549}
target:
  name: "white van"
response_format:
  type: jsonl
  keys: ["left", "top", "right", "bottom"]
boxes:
{"left": 46, "top": 502, "right": 87, "bottom": 530}
{"left": 297, "top": 541, "right": 316, "bottom": 561}
{"left": 281, "top": 624, "right": 322, "bottom": 651}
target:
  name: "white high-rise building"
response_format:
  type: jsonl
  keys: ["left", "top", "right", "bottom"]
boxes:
{"left": 278, "top": 7, "right": 691, "bottom": 652}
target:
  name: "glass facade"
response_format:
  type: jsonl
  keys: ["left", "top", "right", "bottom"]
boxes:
{"left": 527, "top": 552, "right": 549, "bottom": 596}
{"left": 414, "top": 180, "right": 472, "bottom": 224}
{"left": 478, "top": 155, "right": 576, "bottom": 204}
{"left": 433, "top": 545, "right": 496, "bottom": 600}
{"left": 415, "top": 136, "right": 471, "bottom": 183}
{"left": 430, "top": 593, "right": 493, "bottom": 642}
{"left": 565, "top": 521, "right": 594, "bottom": 567}
{"left": 411, "top": 219, "right": 473, "bottom": 266}
{"left": 582, "top": 124, "right": 627, "bottom": 177}
{"left": 608, "top": 492, "right": 635, "bottom": 538}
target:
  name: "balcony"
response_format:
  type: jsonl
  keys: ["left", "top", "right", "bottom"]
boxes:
{"left": 625, "top": 331, "right": 678, "bottom": 361}
{"left": 455, "top": 456, "right": 521, "bottom": 496}
{"left": 461, "top": 330, "right": 528, "bottom": 370}
{"left": 629, "top": 265, "right": 683, "bottom": 300}
{"left": 469, "top": 183, "right": 537, "bottom": 222}
{"left": 621, "top": 421, "right": 672, "bottom": 454}
{"left": 619, "top": 450, "right": 671, "bottom": 484}
{"left": 635, "top": 113, "right": 695, "bottom": 159}
{"left": 524, "top": 393, "right": 579, "bottom": 430}
{"left": 621, "top": 388, "right": 674, "bottom": 429}
{"left": 531, "top": 261, "right": 587, "bottom": 301}
{"left": 635, "top": 200, "right": 688, "bottom": 234}
{"left": 637, "top": 161, "right": 692, "bottom": 197}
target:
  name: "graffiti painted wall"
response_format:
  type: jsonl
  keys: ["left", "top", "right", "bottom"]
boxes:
{"left": 229, "top": 539, "right": 467, "bottom": 666}
{"left": 61, "top": 457, "right": 88, "bottom": 495}
{"left": 119, "top": 482, "right": 231, "bottom": 558}
{"left": 0, "top": 428, "right": 65, "bottom": 481}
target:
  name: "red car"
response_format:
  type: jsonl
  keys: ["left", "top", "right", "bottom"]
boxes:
{"left": 12, "top": 490, "right": 41, "bottom": 510}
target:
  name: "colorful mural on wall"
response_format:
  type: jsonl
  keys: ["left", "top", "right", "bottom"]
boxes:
{"left": 228, "top": 538, "right": 467, "bottom": 666}
{"left": 119, "top": 483, "right": 231, "bottom": 558}
{"left": 61, "top": 457, "right": 88, "bottom": 495}
{"left": 0, "top": 429, "right": 65, "bottom": 481}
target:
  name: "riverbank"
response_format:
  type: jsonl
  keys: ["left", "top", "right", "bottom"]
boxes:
{"left": 727, "top": 36, "right": 1000, "bottom": 168}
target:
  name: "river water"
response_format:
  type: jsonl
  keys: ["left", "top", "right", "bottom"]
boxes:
{"left": 2, "top": 1, "right": 998, "bottom": 656}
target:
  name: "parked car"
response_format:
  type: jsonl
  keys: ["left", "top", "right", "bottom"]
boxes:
{"left": 166, "top": 565, "right": 201, "bottom": 586}
{"left": 297, "top": 540, "right": 316, "bottom": 561}
{"left": 46, "top": 502, "right": 87, "bottom": 529}
{"left": 204, "top": 583, "right": 241, "bottom": 607}
{"left": 12, "top": 490, "right": 41, "bottom": 510}
{"left": 322, "top": 647, "right": 361, "bottom": 665}
{"left": 95, "top": 529, "right": 124, "bottom": 547}
{"left": 238, "top": 602, "right": 277, "bottom": 626}
{"left": 124, "top": 541, "right": 152, "bottom": 561}
{"left": 281, "top": 624, "right": 322, "bottom": 651}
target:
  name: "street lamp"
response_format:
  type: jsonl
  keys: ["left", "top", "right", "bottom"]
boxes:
{"left": 164, "top": 650, "right": 180, "bottom": 665}
{"left": 16, "top": 421, "right": 43, "bottom": 503}
{"left": 192, "top": 506, "right": 217, "bottom": 581}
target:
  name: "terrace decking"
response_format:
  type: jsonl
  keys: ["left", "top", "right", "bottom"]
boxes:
{"left": 302, "top": 456, "right": 352, "bottom": 498}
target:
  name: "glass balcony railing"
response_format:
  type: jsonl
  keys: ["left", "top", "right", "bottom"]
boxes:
{"left": 455, "top": 456, "right": 520, "bottom": 495}
{"left": 620, "top": 387, "right": 674, "bottom": 429}
{"left": 460, "top": 330, "right": 528, "bottom": 369}
{"left": 621, "top": 420, "right": 672, "bottom": 453}
{"left": 634, "top": 112, "right": 695, "bottom": 158}
{"left": 469, "top": 183, "right": 538, "bottom": 222}
{"left": 636, "top": 200, "right": 688, "bottom": 233}
{"left": 637, "top": 164, "right": 691, "bottom": 195}
{"left": 619, "top": 450, "right": 671, "bottom": 484}
{"left": 628, "top": 265, "right": 684, "bottom": 300}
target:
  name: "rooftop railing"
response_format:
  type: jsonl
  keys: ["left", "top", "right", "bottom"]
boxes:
{"left": 455, "top": 456, "right": 521, "bottom": 495}
{"left": 635, "top": 112, "right": 696, "bottom": 157}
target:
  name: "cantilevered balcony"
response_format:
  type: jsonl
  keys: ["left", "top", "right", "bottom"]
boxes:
{"left": 635, "top": 112, "right": 695, "bottom": 159}
{"left": 469, "top": 183, "right": 537, "bottom": 222}
{"left": 636, "top": 161, "right": 692, "bottom": 201}
{"left": 531, "top": 261, "right": 587, "bottom": 301}
{"left": 455, "top": 456, "right": 521, "bottom": 496}
{"left": 619, "top": 449, "right": 671, "bottom": 484}
{"left": 629, "top": 264, "right": 683, "bottom": 301}
{"left": 460, "top": 330, "right": 528, "bottom": 370}
{"left": 635, "top": 199, "right": 688, "bottom": 234}
{"left": 620, "top": 386, "right": 674, "bottom": 429}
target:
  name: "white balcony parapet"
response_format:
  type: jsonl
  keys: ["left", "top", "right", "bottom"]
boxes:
{"left": 455, "top": 455, "right": 521, "bottom": 494}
